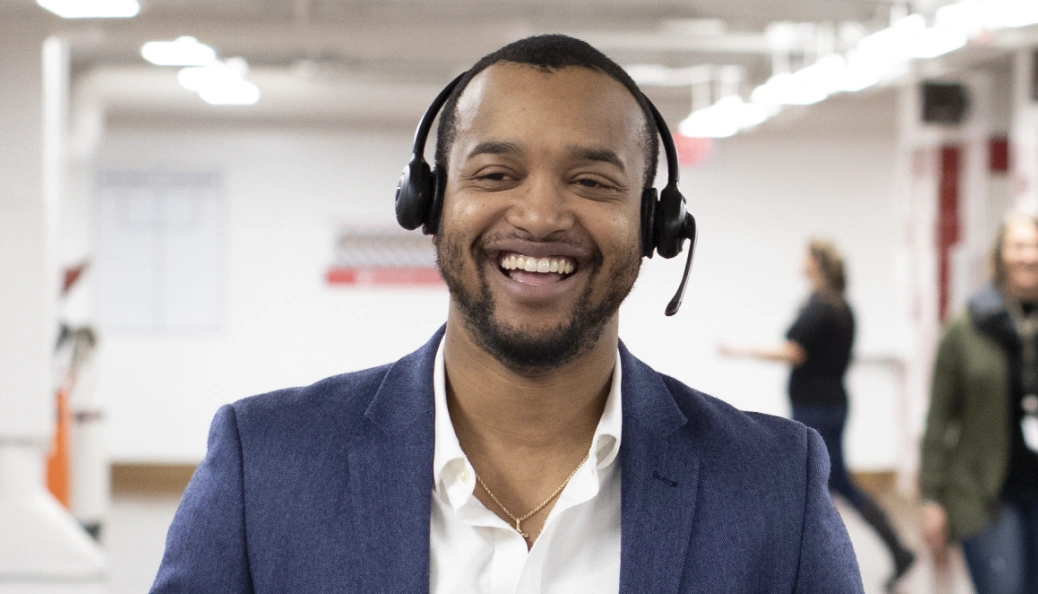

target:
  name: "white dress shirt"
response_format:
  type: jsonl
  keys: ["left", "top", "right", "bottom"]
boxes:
{"left": 429, "top": 338, "right": 623, "bottom": 594}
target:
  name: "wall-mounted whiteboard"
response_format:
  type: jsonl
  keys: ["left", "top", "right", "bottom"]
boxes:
{"left": 96, "top": 169, "right": 224, "bottom": 332}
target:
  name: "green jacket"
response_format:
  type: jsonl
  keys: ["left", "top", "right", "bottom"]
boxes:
{"left": 919, "top": 286, "right": 1012, "bottom": 541}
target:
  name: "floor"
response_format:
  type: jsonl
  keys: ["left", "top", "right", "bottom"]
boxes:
{"left": 105, "top": 487, "right": 977, "bottom": 593}
{"left": 839, "top": 492, "right": 974, "bottom": 594}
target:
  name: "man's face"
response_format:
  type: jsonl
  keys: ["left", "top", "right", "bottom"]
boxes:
{"left": 1002, "top": 219, "right": 1038, "bottom": 297}
{"left": 435, "top": 63, "right": 647, "bottom": 372}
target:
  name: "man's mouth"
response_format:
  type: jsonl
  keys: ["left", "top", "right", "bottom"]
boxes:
{"left": 498, "top": 252, "right": 577, "bottom": 285}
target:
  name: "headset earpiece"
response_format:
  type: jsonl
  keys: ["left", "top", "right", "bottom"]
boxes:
{"left": 394, "top": 72, "right": 465, "bottom": 233}
{"left": 395, "top": 156, "right": 435, "bottom": 231}
{"left": 653, "top": 183, "right": 688, "bottom": 259}
{"left": 421, "top": 166, "right": 448, "bottom": 235}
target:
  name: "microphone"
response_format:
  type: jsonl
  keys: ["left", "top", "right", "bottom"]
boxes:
{"left": 665, "top": 214, "right": 697, "bottom": 317}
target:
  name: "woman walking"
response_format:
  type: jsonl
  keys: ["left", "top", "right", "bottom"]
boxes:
{"left": 921, "top": 213, "right": 1038, "bottom": 594}
{"left": 722, "top": 239, "right": 915, "bottom": 591}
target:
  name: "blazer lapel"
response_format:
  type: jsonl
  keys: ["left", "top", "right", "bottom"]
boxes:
{"left": 618, "top": 344, "right": 701, "bottom": 594}
{"left": 346, "top": 330, "right": 442, "bottom": 594}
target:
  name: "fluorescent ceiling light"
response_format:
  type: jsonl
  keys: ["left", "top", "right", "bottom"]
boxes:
{"left": 37, "top": 0, "right": 139, "bottom": 18}
{"left": 678, "top": 108, "right": 739, "bottom": 139}
{"left": 985, "top": 0, "right": 1038, "bottom": 29}
{"left": 141, "top": 37, "right": 216, "bottom": 67}
{"left": 178, "top": 58, "right": 260, "bottom": 106}
{"left": 840, "top": 51, "right": 884, "bottom": 92}
{"left": 857, "top": 14, "right": 923, "bottom": 66}
{"left": 678, "top": 96, "right": 775, "bottom": 138}
{"left": 198, "top": 80, "right": 261, "bottom": 106}
{"left": 938, "top": 0, "right": 1038, "bottom": 32}
{"left": 794, "top": 55, "right": 847, "bottom": 95}
{"left": 834, "top": 14, "right": 932, "bottom": 90}
{"left": 935, "top": 1, "right": 988, "bottom": 37}
{"left": 910, "top": 28, "right": 968, "bottom": 59}
{"left": 177, "top": 64, "right": 224, "bottom": 92}
{"left": 716, "top": 96, "right": 774, "bottom": 129}
{"left": 751, "top": 72, "right": 829, "bottom": 106}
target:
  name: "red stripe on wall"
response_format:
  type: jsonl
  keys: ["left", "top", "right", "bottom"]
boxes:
{"left": 326, "top": 267, "right": 444, "bottom": 286}
{"left": 937, "top": 145, "right": 961, "bottom": 322}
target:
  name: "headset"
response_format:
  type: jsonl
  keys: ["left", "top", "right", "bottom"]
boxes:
{"left": 395, "top": 72, "right": 697, "bottom": 316}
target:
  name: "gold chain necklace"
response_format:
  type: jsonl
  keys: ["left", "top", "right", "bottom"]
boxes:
{"left": 475, "top": 451, "right": 590, "bottom": 540}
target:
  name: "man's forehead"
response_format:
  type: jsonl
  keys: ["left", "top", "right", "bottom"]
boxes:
{"left": 451, "top": 62, "right": 646, "bottom": 151}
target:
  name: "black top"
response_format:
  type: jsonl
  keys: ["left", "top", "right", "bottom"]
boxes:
{"left": 973, "top": 299, "right": 1038, "bottom": 498}
{"left": 785, "top": 293, "right": 855, "bottom": 407}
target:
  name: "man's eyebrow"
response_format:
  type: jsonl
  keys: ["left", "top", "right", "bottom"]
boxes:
{"left": 466, "top": 141, "right": 521, "bottom": 160}
{"left": 569, "top": 146, "right": 625, "bottom": 172}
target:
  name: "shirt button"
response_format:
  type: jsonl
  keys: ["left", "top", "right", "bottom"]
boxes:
{"left": 460, "top": 466, "right": 472, "bottom": 483}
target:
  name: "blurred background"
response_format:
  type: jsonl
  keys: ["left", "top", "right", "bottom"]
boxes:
{"left": 2, "top": 1, "right": 1038, "bottom": 593}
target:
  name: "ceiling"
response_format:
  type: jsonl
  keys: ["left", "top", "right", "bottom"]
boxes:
{"left": 0, "top": 0, "right": 1023, "bottom": 135}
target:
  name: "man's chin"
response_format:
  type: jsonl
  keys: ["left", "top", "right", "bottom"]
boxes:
{"left": 489, "top": 317, "right": 574, "bottom": 342}
{"left": 470, "top": 313, "right": 613, "bottom": 374}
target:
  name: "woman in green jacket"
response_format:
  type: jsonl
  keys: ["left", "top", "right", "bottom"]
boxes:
{"left": 921, "top": 212, "right": 1038, "bottom": 594}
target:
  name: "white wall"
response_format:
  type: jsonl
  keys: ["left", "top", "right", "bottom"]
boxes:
{"left": 94, "top": 125, "right": 449, "bottom": 463}
{"left": 90, "top": 121, "right": 902, "bottom": 469}
{"left": 621, "top": 130, "right": 904, "bottom": 470}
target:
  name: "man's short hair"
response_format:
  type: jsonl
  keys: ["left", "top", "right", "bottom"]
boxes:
{"left": 434, "top": 34, "right": 660, "bottom": 189}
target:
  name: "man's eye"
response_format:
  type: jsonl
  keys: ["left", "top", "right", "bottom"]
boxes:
{"left": 479, "top": 172, "right": 509, "bottom": 181}
{"left": 576, "top": 178, "right": 612, "bottom": 189}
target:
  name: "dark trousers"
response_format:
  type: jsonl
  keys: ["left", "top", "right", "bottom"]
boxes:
{"left": 792, "top": 404, "right": 908, "bottom": 563}
{"left": 962, "top": 494, "right": 1038, "bottom": 594}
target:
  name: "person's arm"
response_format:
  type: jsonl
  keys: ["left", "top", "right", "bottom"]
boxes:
{"left": 150, "top": 405, "right": 254, "bottom": 594}
{"left": 918, "top": 321, "right": 965, "bottom": 564}
{"left": 719, "top": 341, "right": 807, "bottom": 366}
{"left": 792, "top": 428, "right": 865, "bottom": 593}
{"left": 720, "top": 299, "right": 824, "bottom": 367}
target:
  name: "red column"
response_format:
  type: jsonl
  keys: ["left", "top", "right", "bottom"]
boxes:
{"left": 937, "top": 145, "right": 961, "bottom": 321}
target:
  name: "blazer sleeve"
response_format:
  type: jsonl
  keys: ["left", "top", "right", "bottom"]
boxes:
{"left": 150, "top": 405, "right": 254, "bottom": 594}
{"left": 793, "top": 428, "right": 865, "bottom": 593}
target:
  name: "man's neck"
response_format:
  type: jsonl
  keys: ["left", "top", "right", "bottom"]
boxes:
{"left": 441, "top": 313, "right": 619, "bottom": 545}
{"left": 441, "top": 315, "right": 618, "bottom": 453}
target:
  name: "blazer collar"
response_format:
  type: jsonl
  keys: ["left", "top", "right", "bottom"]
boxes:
{"left": 618, "top": 342, "right": 702, "bottom": 594}
{"left": 346, "top": 328, "right": 443, "bottom": 593}
{"left": 348, "top": 331, "right": 700, "bottom": 593}
{"left": 364, "top": 326, "right": 444, "bottom": 433}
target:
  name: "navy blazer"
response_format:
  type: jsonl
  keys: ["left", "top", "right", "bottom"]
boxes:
{"left": 151, "top": 329, "right": 863, "bottom": 593}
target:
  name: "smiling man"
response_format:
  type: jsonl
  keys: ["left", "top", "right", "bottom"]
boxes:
{"left": 151, "top": 35, "right": 864, "bottom": 594}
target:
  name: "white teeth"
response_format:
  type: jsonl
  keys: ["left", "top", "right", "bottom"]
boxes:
{"left": 499, "top": 254, "right": 576, "bottom": 275}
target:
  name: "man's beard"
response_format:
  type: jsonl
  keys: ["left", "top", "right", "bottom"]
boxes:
{"left": 436, "top": 228, "right": 640, "bottom": 373}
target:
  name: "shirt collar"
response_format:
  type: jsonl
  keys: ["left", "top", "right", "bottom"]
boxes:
{"left": 431, "top": 336, "right": 623, "bottom": 511}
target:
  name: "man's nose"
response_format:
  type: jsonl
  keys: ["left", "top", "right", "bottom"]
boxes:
{"left": 504, "top": 175, "right": 576, "bottom": 239}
